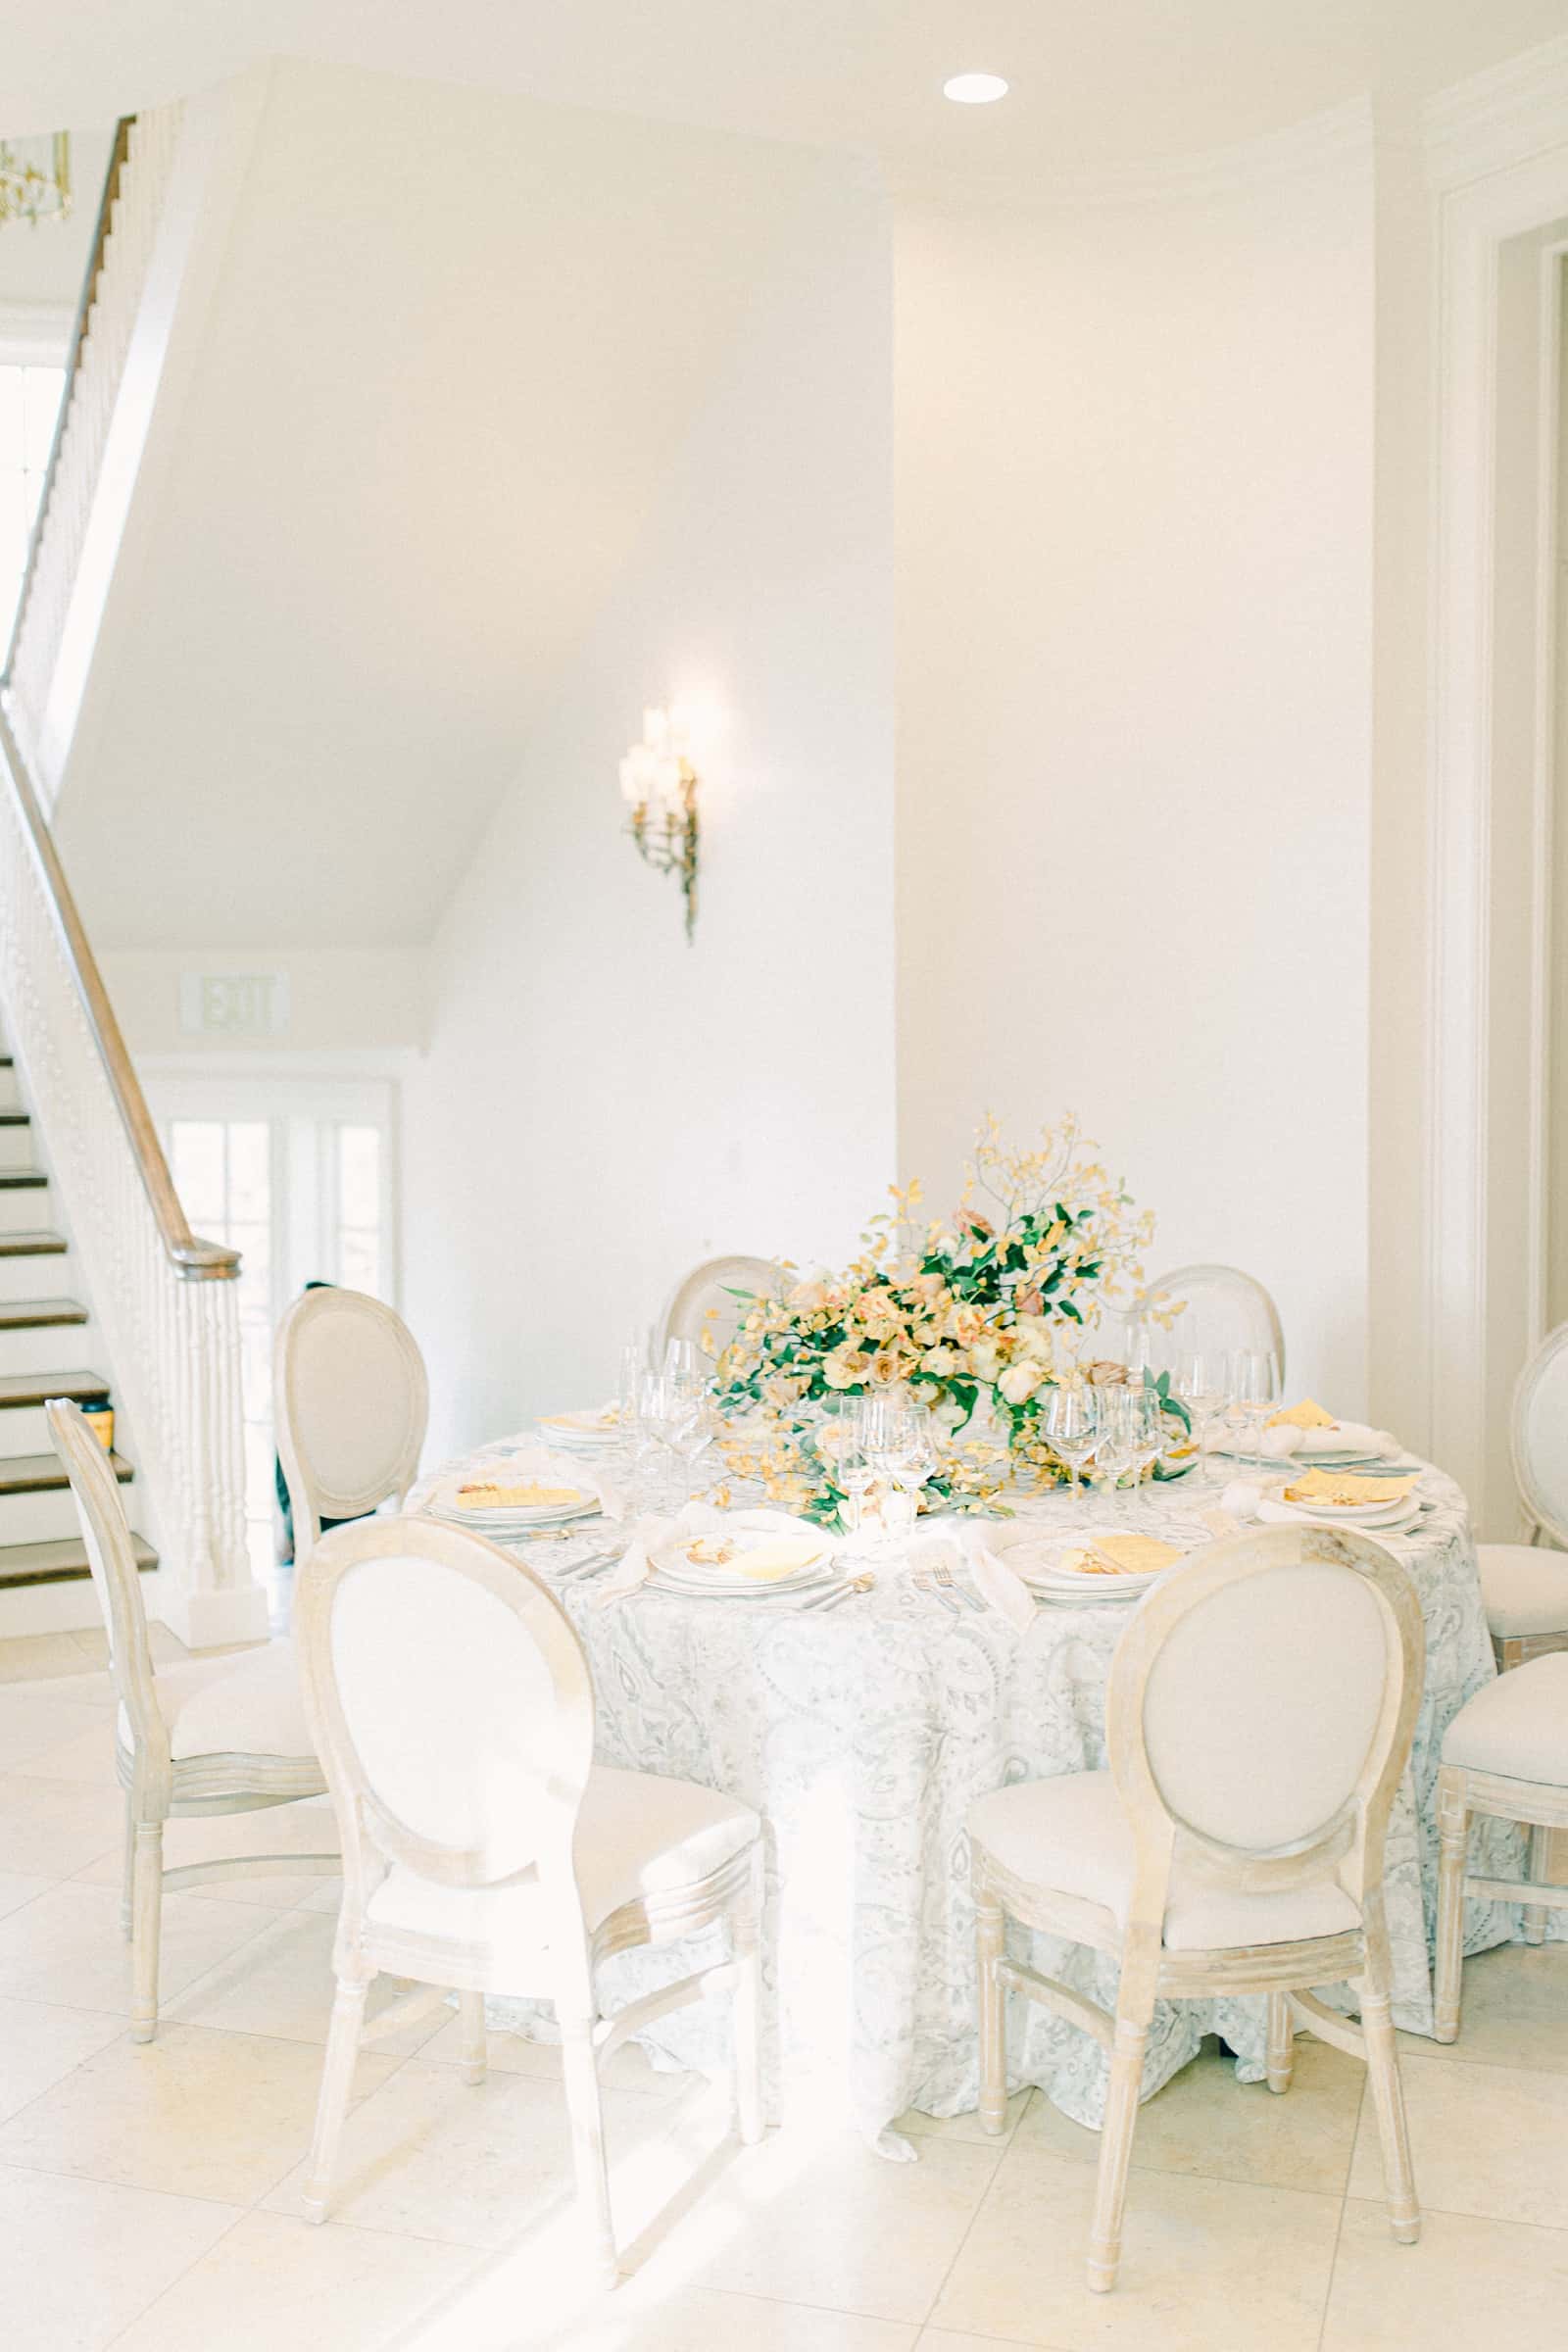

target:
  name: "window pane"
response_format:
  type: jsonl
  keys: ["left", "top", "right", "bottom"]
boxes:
{"left": 227, "top": 1123, "right": 270, "bottom": 1222}
{"left": 340, "top": 1230, "right": 379, "bottom": 1296}
{"left": 239, "top": 1317, "right": 271, "bottom": 1422}
{"left": 170, "top": 1121, "right": 226, "bottom": 1225}
{"left": 337, "top": 1126, "right": 379, "bottom": 1230}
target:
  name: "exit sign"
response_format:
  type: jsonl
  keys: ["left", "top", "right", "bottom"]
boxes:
{"left": 178, "top": 972, "right": 291, "bottom": 1039}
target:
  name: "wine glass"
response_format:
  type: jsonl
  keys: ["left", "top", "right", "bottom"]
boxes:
{"left": 862, "top": 1397, "right": 912, "bottom": 1548}
{"left": 662, "top": 1336, "right": 703, "bottom": 1385}
{"left": 836, "top": 1425, "right": 875, "bottom": 1539}
{"left": 1233, "top": 1348, "right": 1281, "bottom": 1470}
{"left": 1089, "top": 1389, "right": 1136, "bottom": 1518}
{"left": 1119, "top": 1383, "right": 1165, "bottom": 1499}
{"left": 888, "top": 1408, "right": 938, "bottom": 1541}
{"left": 1174, "top": 1348, "right": 1230, "bottom": 1481}
{"left": 1042, "top": 1381, "right": 1099, "bottom": 1499}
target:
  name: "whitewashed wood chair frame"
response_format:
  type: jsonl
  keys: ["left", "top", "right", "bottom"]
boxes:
{"left": 47, "top": 1398, "right": 333, "bottom": 2042}
{"left": 274, "top": 1286, "right": 428, "bottom": 1571}
{"left": 657, "top": 1254, "right": 782, "bottom": 1363}
{"left": 1435, "top": 1665, "right": 1568, "bottom": 2026}
{"left": 1481, "top": 1321, "right": 1568, "bottom": 1673}
{"left": 295, "top": 1513, "right": 764, "bottom": 2281}
{"left": 971, "top": 1524, "right": 1422, "bottom": 2293}
{"left": 1151, "top": 1261, "right": 1287, "bottom": 1385}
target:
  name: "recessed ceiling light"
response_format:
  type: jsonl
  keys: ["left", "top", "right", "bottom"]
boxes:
{"left": 943, "top": 73, "right": 1009, "bottom": 105}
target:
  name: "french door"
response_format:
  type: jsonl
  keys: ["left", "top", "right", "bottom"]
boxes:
{"left": 146, "top": 1077, "right": 398, "bottom": 1583}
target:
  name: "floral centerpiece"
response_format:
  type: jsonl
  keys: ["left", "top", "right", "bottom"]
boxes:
{"left": 711, "top": 1115, "right": 1179, "bottom": 1522}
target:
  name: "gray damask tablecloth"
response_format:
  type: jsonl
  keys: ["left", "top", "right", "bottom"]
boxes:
{"left": 413, "top": 1446, "right": 1544, "bottom": 2147}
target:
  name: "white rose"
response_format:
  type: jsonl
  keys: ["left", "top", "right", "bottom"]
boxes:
{"left": 998, "top": 1360, "right": 1043, "bottom": 1406}
{"left": 967, "top": 1339, "right": 1002, "bottom": 1383}
{"left": 823, "top": 1344, "right": 862, "bottom": 1391}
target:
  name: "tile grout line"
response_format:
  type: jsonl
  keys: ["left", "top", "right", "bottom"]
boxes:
{"left": 1315, "top": 2075, "right": 1364, "bottom": 2352}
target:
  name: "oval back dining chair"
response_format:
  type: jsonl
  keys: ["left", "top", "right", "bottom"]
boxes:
{"left": 657, "top": 1254, "right": 783, "bottom": 1364}
{"left": 47, "top": 1398, "right": 333, "bottom": 2042}
{"left": 295, "top": 1512, "right": 763, "bottom": 2281}
{"left": 1150, "top": 1262, "right": 1285, "bottom": 1382}
{"left": 968, "top": 1522, "right": 1422, "bottom": 2293}
{"left": 274, "top": 1286, "right": 428, "bottom": 1571}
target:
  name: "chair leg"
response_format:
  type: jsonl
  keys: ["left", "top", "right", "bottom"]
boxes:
{"left": 1434, "top": 1768, "right": 1468, "bottom": 2043}
{"left": 1358, "top": 1938, "right": 1420, "bottom": 2246}
{"left": 1266, "top": 1992, "right": 1295, "bottom": 2094}
{"left": 1523, "top": 1825, "right": 1552, "bottom": 1945}
{"left": 562, "top": 2011, "right": 616, "bottom": 2286}
{"left": 458, "top": 1990, "right": 488, "bottom": 2085}
{"left": 302, "top": 1976, "right": 369, "bottom": 2224}
{"left": 733, "top": 1846, "right": 764, "bottom": 2145}
{"left": 129, "top": 1818, "right": 164, "bottom": 2043}
{"left": 975, "top": 1881, "right": 1008, "bottom": 2136}
{"left": 120, "top": 1795, "right": 134, "bottom": 1940}
{"left": 1087, "top": 2001, "right": 1152, "bottom": 2293}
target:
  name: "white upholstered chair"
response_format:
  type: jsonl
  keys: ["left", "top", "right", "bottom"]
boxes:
{"left": 1435, "top": 1655, "right": 1568, "bottom": 2020}
{"left": 296, "top": 1513, "right": 764, "bottom": 2279}
{"left": 657, "top": 1253, "right": 783, "bottom": 1362}
{"left": 47, "top": 1398, "right": 333, "bottom": 2042}
{"left": 1150, "top": 1262, "right": 1286, "bottom": 1383}
{"left": 968, "top": 1523, "right": 1422, "bottom": 2294}
{"left": 1475, "top": 1323, "right": 1568, "bottom": 1672}
{"left": 274, "top": 1286, "right": 428, "bottom": 1570}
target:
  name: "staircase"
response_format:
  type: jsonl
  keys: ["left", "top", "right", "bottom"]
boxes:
{"left": 0, "top": 105, "right": 259, "bottom": 1650}
{"left": 0, "top": 1041, "right": 157, "bottom": 1614}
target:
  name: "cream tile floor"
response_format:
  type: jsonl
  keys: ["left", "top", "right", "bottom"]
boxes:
{"left": 0, "top": 1631, "right": 1564, "bottom": 2351}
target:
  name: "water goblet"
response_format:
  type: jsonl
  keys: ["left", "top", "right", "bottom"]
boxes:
{"left": 889, "top": 1408, "right": 938, "bottom": 1542}
{"left": 1233, "top": 1348, "right": 1281, "bottom": 1470}
{"left": 662, "top": 1336, "right": 703, "bottom": 1385}
{"left": 1041, "top": 1381, "right": 1099, "bottom": 1500}
{"left": 1174, "top": 1348, "right": 1230, "bottom": 1481}
{"left": 1120, "top": 1382, "right": 1165, "bottom": 1499}
{"left": 1089, "top": 1389, "right": 1136, "bottom": 1518}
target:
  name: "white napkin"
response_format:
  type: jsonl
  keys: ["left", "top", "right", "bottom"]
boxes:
{"left": 911, "top": 1524, "right": 1034, "bottom": 1635}
{"left": 1219, "top": 1480, "right": 1267, "bottom": 1522}
{"left": 1251, "top": 1419, "right": 1397, "bottom": 1461}
{"left": 466, "top": 1440, "right": 625, "bottom": 1523}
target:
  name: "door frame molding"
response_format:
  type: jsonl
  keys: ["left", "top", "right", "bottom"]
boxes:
{"left": 1424, "top": 55, "right": 1568, "bottom": 1521}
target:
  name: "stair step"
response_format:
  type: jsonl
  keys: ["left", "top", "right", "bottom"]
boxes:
{"left": 0, "top": 1531, "right": 156, "bottom": 1590}
{"left": 0, "top": 1370, "right": 111, "bottom": 1409}
{"left": 0, "top": 1114, "right": 27, "bottom": 1127}
{"left": 0, "top": 1449, "right": 130, "bottom": 1495}
{"left": 0, "top": 1298, "right": 88, "bottom": 1331}
{"left": 0, "top": 1174, "right": 45, "bottom": 1190}
{"left": 0, "top": 1232, "right": 66, "bottom": 1257}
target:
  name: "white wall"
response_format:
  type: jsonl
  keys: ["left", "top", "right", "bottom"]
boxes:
{"left": 894, "top": 118, "right": 1375, "bottom": 1407}
{"left": 404, "top": 153, "right": 894, "bottom": 1457}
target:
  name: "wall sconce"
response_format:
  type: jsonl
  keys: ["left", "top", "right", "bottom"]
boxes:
{"left": 619, "top": 706, "right": 701, "bottom": 942}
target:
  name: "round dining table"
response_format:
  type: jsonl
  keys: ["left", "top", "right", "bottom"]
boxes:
{"left": 411, "top": 1438, "right": 1540, "bottom": 2154}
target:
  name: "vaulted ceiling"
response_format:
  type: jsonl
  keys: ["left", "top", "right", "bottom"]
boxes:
{"left": 6, "top": 0, "right": 1568, "bottom": 186}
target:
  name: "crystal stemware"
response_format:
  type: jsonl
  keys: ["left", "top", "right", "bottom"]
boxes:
{"left": 1041, "top": 1381, "right": 1099, "bottom": 1499}
{"left": 1233, "top": 1348, "right": 1281, "bottom": 1470}
{"left": 1174, "top": 1348, "right": 1230, "bottom": 1481}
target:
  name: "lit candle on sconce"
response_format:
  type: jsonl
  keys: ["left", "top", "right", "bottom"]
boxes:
{"left": 617, "top": 703, "right": 704, "bottom": 941}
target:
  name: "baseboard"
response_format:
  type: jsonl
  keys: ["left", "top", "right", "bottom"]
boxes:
{"left": 158, "top": 1578, "right": 271, "bottom": 1652}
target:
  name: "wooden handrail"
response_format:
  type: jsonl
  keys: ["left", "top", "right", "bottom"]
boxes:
{"left": 0, "top": 115, "right": 238, "bottom": 1284}
{"left": 3, "top": 117, "right": 133, "bottom": 680}
{"left": 0, "top": 705, "right": 238, "bottom": 1281}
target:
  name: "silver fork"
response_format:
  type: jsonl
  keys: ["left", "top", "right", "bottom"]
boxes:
{"left": 915, "top": 1566, "right": 961, "bottom": 1616}
{"left": 929, "top": 1559, "right": 985, "bottom": 1614}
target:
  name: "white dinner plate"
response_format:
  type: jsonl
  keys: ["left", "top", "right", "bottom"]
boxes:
{"left": 426, "top": 1468, "right": 602, "bottom": 1531}
{"left": 1004, "top": 1525, "right": 1187, "bottom": 1599}
{"left": 1265, "top": 1500, "right": 1422, "bottom": 1538}
{"left": 1269, "top": 1489, "right": 1418, "bottom": 1525}
{"left": 650, "top": 1516, "right": 834, "bottom": 1595}
{"left": 538, "top": 1409, "right": 622, "bottom": 1448}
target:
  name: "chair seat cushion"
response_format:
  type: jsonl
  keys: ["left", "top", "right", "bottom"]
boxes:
{"left": 1443, "top": 1652, "right": 1568, "bottom": 1786}
{"left": 967, "top": 1771, "right": 1360, "bottom": 1953}
{"left": 365, "top": 1764, "right": 759, "bottom": 1973}
{"left": 119, "top": 1642, "right": 317, "bottom": 1763}
{"left": 1477, "top": 1544, "right": 1568, "bottom": 1639}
